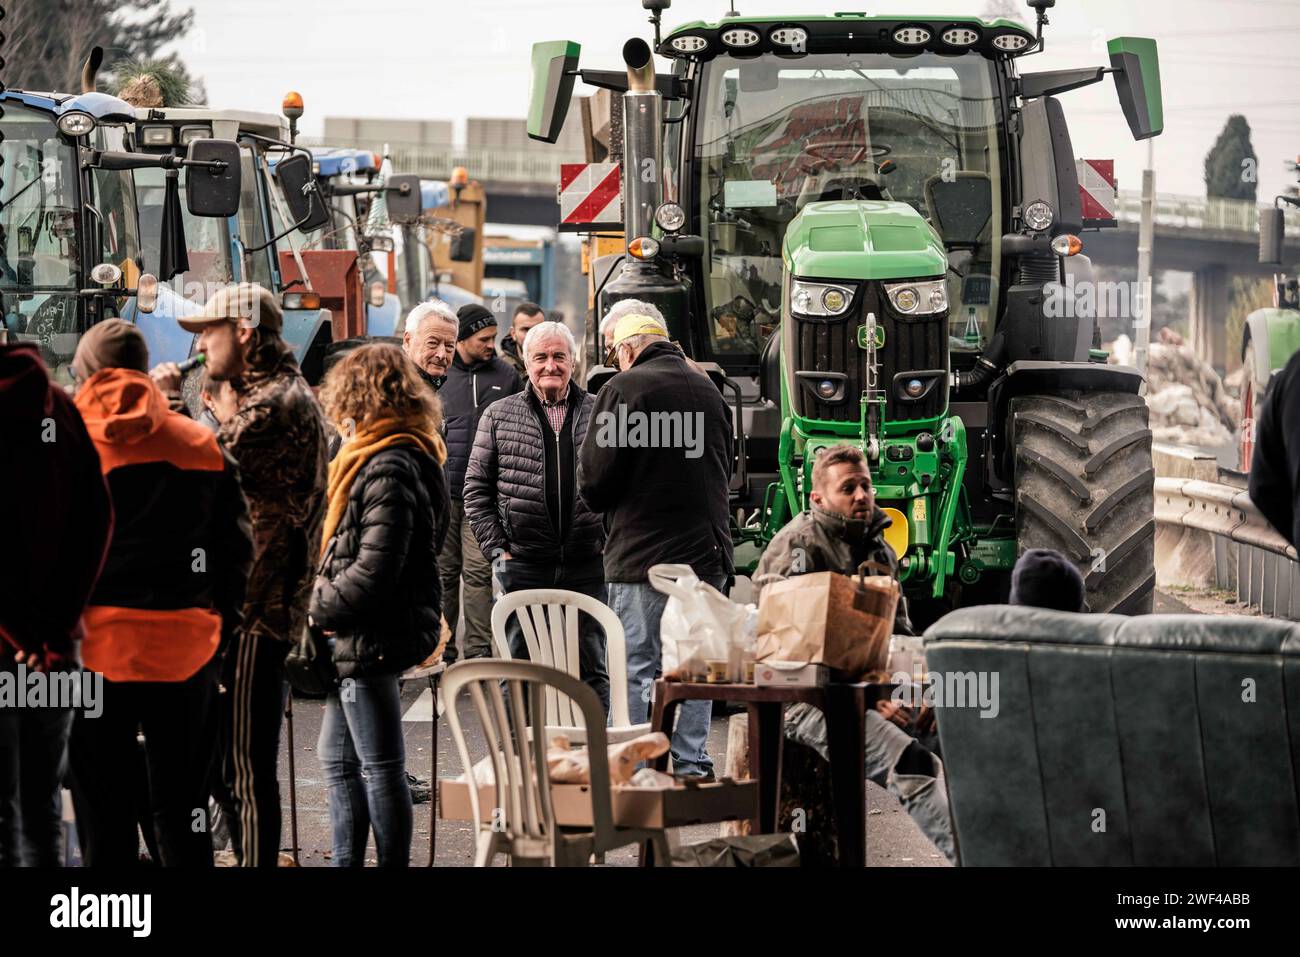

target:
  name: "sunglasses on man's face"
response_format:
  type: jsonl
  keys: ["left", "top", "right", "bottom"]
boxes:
{"left": 605, "top": 343, "right": 620, "bottom": 367}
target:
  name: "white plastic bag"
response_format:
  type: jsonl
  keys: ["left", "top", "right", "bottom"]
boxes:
{"left": 649, "top": 563, "right": 749, "bottom": 680}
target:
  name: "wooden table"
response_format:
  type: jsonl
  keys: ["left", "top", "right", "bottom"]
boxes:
{"left": 649, "top": 679, "right": 891, "bottom": 867}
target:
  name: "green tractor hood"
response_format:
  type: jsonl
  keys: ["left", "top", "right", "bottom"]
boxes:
{"left": 783, "top": 200, "right": 947, "bottom": 281}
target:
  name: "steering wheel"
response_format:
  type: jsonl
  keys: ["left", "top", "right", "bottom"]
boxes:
{"left": 801, "top": 142, "right": 892, "bottom": 171}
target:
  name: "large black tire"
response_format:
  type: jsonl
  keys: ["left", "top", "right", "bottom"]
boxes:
{"left": 1010, "top": 392, "right": 1155, "bottom": 614}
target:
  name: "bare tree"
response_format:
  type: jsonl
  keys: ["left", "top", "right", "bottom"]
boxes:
{"left": 4, "top": 0, "right": 199, "bottom": 96}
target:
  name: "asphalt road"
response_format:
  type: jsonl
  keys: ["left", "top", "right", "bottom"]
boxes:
{"left": 267, "top": 587, "right": 1215, "bottom": 868}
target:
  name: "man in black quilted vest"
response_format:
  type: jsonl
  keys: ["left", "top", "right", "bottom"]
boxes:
{"left": 464, "top": 321, "right": 609, "bottom": 710}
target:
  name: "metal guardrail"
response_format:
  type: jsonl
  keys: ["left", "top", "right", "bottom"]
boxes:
{"left": 1153, "top": 475, "right": 1299, "bottom": 620}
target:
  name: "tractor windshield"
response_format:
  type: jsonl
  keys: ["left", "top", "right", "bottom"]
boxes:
{"left": 694, "top": 50, "right": 1005, "bottom": 365}
{"left": 0, "top": 103, "right": 82, "bottom": 379}
{"left": 136, "top": 165, "right": 235, "bottom": 292}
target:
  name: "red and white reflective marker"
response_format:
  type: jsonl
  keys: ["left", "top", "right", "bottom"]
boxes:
{"left": 559, "top": 163, "right": 622, "bottom": 229}
{"left": 1077, "top": 158, "right": 1117, "bottom": 228}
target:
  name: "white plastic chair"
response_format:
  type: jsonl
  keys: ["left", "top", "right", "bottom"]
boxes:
{"left": 442, "top": 658, "right": 671, "bottom": 866}
{"left": 490, "top": 588, "right": 650, "bottom": 743}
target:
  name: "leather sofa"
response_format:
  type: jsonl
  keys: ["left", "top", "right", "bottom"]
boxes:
{"left": 924, "top": 605, "right": 1300, "bottom": 866}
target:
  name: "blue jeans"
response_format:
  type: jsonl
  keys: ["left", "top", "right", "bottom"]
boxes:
{"left": 317, "top": 674, "right": 411, "bottom": 867}
{"left": 0, "top": 700, "right": 74, "bottom": 867}
{"left": 607, "top": 577, "right": 723, "bottom": 778}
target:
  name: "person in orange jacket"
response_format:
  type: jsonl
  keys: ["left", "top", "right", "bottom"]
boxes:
{"left": 67, "top": 320, "right": 253, "bottom": 866}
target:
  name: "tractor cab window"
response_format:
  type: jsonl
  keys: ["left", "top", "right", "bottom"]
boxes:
{"left": 136, "top": 164, "right": 234, "bottom": 292}
{"left": 0, "top": 103, "right": 82, "bottom": 380}
{"left": 696, "top": 50, "right": 1005, "bottom": 364}
{"left": 88, "top": 125, "right": 141, "bottom": 280}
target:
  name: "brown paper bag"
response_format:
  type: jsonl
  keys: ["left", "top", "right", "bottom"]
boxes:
{"left": 754, "top": 563, "right": 899, "bottom": 679}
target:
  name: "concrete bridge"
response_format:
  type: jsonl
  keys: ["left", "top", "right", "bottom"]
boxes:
{"left": 330, "top": 139, "right": 1300, "bottom": 370}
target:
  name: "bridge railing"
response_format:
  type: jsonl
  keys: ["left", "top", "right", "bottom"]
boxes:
{"left": 1115, "top": 189, "right": 1300, "bottom": 234}
{"left": 305, "top": 137, "right": 1300, "bottom": 235}
{"left": 302, "top": 137, "right": 585, "bottom": 186}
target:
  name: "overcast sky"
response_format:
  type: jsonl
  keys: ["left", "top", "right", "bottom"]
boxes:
{"left": 176, "top": 0, "right": 1300, "bottom": 200}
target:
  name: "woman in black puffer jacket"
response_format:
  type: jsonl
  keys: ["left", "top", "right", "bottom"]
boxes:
{"left": 310, "top": 343, "right": 449, "bottom": 867}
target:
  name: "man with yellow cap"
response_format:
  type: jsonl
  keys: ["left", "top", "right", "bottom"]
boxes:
{"left": 153, "top": 282, "right": 329, "bottom": 867}
{"left": 578, "top": 310, "right": 734, "bottom": 779}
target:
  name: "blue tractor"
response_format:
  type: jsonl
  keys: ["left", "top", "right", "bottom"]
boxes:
{"left": 0, "top": 50, "right": 243, "bottom": 382}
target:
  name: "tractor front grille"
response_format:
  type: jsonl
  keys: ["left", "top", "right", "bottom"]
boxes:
{"left": 792, "top": 282, "right": 949, "bottom": 423}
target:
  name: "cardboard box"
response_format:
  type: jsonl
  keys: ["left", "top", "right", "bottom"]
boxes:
{"left": 754, "top": 660, "right": 830, "bottom": 687}
{"left": 439, "top": 777, "right": 757, "bottom": 829}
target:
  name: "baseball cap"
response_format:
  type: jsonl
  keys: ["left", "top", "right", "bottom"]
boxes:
{"left": 604, "top": 312, "right": 669, "bottom": 366}
{"left": 177, "top": 283, "right": 283, "bottom": 335}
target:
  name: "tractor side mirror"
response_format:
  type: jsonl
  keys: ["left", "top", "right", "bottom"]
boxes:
{"left": 1109, "top": 37, "right": 1163, "bottom": 141}
{"left": 185, "top": 139, "right": 241, "bottom": 218}
{"left": 385, "top": 174, "right": 422, "bottom": 225}
{"left": 276, "top": 153, "right": 330, "bottom": 232}
{"left": 449, "top": 225, "right": 477, "bottom": 263}
{"left": 527, "top": 40, "right": 581, "bottom": 143}
{"left": 1260, "top": 206, "right": 1286, "bottom": 266}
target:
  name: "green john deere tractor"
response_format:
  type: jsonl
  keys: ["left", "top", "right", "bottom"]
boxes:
{"left": 1241, "top": 155, "right": 1300, "bottom": 471}
{"left": 528, "top": 0, "right": 1164, "bottom": 620}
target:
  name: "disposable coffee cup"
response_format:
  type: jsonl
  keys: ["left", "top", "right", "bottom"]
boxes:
{"left": 706, "top": 659, "right": 728, "bottom": 683}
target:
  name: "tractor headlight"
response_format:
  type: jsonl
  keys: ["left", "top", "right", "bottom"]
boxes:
{"left": 790, "top": 280, "right": 854, "bottom": 318}
{"left": 885, "top": 279, "right": 948, "bottom": 316}
{"left": 1024, "top": 200, "right": 1054, "bottom": 233}
{"left": 57, "top": 112, "right": 96, "bottom": 136}
{"left": 655, "top": 202, "right": 686, "bottom": 233}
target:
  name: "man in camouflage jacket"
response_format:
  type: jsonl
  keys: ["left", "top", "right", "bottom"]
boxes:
{"left": 157, "top": 283, "right": 328, "bottom": 866}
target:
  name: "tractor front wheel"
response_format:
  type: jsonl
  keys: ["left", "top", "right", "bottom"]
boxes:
{"left": 1010, "top": 391, "right": 1155, "bottom": 614}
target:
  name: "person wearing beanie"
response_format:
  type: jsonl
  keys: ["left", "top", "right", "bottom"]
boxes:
{"left": 436, "top": 303, "right": 521, "bottom": 662}
{"left": 499, "top": 301, "right": 545, "bottom": 378}
{"left": 0, "top": 339, "right": 113, "bottom": 866}
{"left": 66, "top": 319, "right": 254, "bottom": 866}
{"left": 1009, "top": 548, "right": 1088, "bottom": 613}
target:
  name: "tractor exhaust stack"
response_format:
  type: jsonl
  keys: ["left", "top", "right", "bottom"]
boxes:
{"left": 621, "top": 38, "right": 662, "bottom": 243}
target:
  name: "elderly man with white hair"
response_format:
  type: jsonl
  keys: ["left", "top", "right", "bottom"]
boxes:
{"left": 598, "top": 298, "right": 667, "bottom": 356}
{"left": 464, "top": 320, "right": 609, "bottom": 709}
{"left": 401, "top": 299, "right": 459, "bottom": 391}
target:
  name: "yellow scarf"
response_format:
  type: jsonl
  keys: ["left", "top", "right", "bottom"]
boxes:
{"left": 322, "top": 415, "right": 447, "bottom": 557}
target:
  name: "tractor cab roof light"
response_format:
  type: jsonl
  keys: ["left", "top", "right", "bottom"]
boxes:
{"left": 769, "top": 26, "right": 808, "bottom": 48}
{"left": 179, "top": 125, "right": 211, "bottom": 146}
{"left": 941, "top": 27, "right": 979, "bottom": 46}
{"left": 992, "top": 33, "right": 1031, "bottom": 52}
{"left": 139, "top": 124, "right": 174, "bottom": 146}
{"left": 720, "top": 27, "right": 761, "bottom": 48}
{"left": 893, "top": 26, "right": 932, "bottom": 46}
{"left": 669, "top": 35, "right": 708, "bottom": 54}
